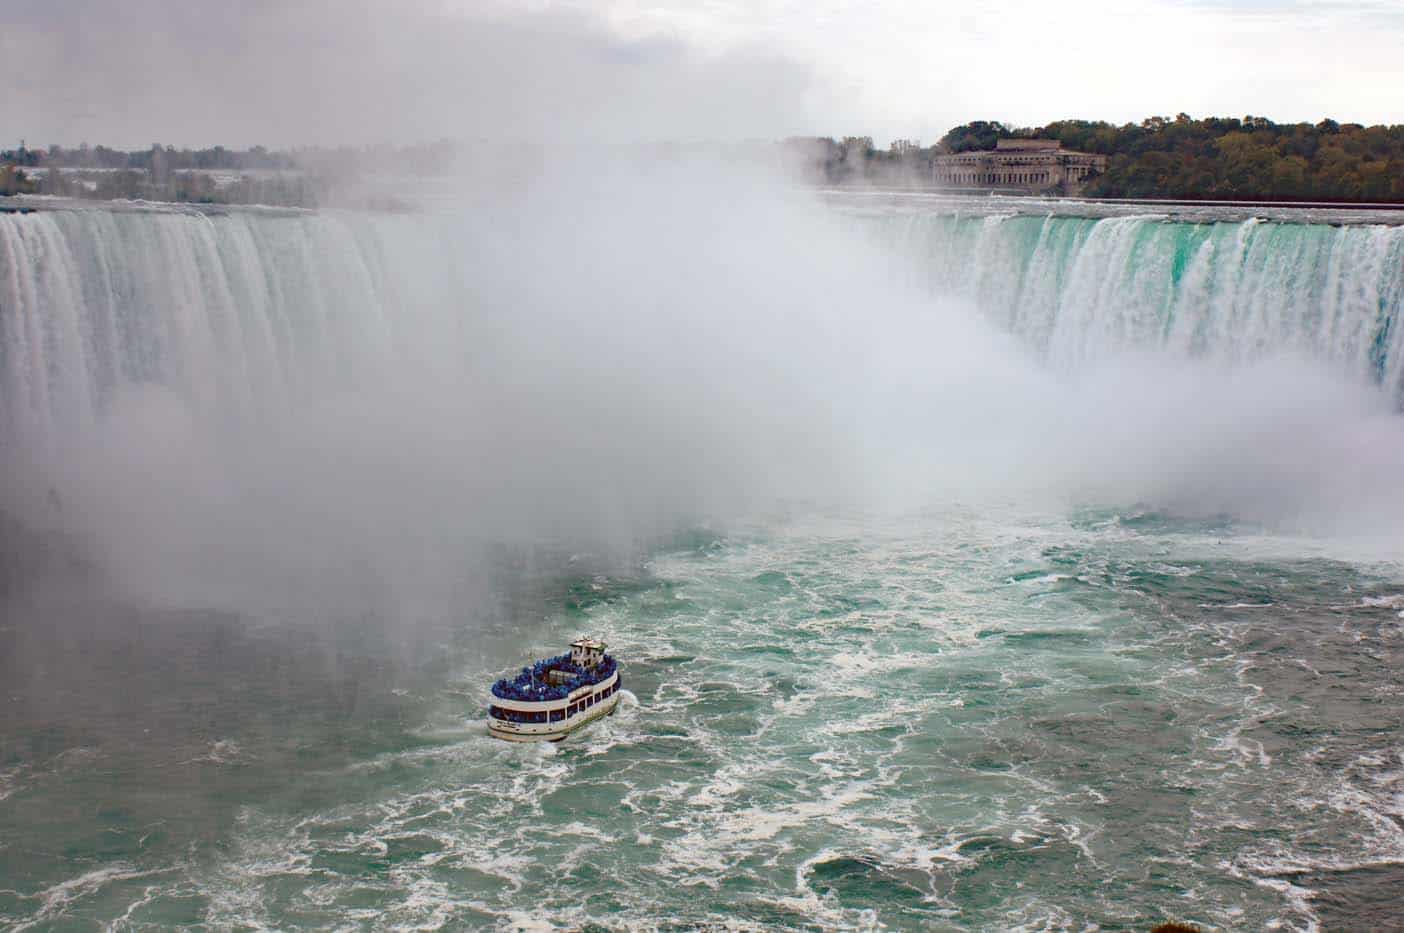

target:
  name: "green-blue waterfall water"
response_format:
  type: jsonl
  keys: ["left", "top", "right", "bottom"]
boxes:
{"left": 860, "top": 209, "right": 1404, "bottom": 391}
{"left": 1, "top": 194, "right": 1401, "bottom": 930}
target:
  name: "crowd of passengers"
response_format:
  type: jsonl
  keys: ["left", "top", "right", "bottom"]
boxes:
{"left": 492, "top": 654, "right": 618, "bottom": 702}
{"left": 490, "top": 679, "right": 622, "bottom": 724}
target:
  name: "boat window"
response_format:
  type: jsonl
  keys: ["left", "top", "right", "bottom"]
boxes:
{"left": 550, "top": 709, "right": 565, "bottom": 722}
{"left": 567, "top": 704, "right": 577, "bottom": 716}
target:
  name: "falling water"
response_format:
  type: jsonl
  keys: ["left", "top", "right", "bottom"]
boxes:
{"left": 0, "top": 208, "right": 463, "bottom": 443}
{"left": 4, "top": 206, "right": 1403, "bottom": 443}
{"left": 862, "top": 209, "right": 1404, "bottom": 394}
{"left": 2, "top": 198, "right": 1402, "bottom": 930}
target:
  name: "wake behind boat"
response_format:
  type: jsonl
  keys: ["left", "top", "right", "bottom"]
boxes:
{"left": 487, "top": 638, "right": 622, "bottom": 742}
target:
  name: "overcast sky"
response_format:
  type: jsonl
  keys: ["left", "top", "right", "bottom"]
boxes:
{"left": 4, "top": 0, "right": 1403, "bottom": 148}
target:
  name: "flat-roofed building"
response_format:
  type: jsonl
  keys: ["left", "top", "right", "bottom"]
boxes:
{"left": 932, "top": 139, "right": 1106, "bottom": 194}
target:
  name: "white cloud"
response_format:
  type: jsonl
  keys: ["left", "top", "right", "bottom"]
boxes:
{"left": 1, "top": 0, "right": 818, "bottom": 147}
{"left": 2, "top": 0, "right": 1400, "bottom": 146}
{"left": 557, "top": 0, "right": 1404, "bottom": 142}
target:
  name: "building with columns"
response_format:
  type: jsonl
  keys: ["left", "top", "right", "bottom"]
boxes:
{"left": 932, "top": 139, "right": 1106, "bottom": 194}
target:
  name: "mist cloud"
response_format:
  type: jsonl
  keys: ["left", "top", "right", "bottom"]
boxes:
{"left": 2, "top": 0, "right": 821, "bottom": 147}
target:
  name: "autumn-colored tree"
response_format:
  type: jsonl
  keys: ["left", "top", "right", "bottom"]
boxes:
{"left": 938, "top": 115, "right": 1404, "bottom": 202}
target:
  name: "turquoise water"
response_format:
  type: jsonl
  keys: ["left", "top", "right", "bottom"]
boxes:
{"left": 854, "top": 208, "right": 1404, "bottom": 394}
{"left": 2, "top": 197, "right": 1403, "bottom": 929}
{"left": 4, "top": 507, "right": 1399, "bottom": 929}
{"left": 3, "top": 203, "right": 1404, "bottom": 441}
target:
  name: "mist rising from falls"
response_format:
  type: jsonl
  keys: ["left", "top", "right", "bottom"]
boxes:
{"left": 867, "top": 211, "right": 1404, "bottom": 395}
{"left": 9, "top": 210, "right": 506, "bottom": 618}
{"left": 0, "top": 177, "right": 907, "bottom": 620}
{"left": 9, "top": 206, "right": 1403, "bottom": 446}
{"left": 4, "top": 178, "right": 1404, "bottom": 626}
{"left": 1, "top": 209, "right": 441, "bottom": 438}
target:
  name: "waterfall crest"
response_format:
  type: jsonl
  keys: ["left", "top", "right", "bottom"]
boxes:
{"left": 869, "top": 211, "right": 1404, "bottom": 394}
{"left": 4, "top": 206, "right": 1404, "bottom": 444}
{"left": 0, "top": 208, "right": 460, "bottom": 442}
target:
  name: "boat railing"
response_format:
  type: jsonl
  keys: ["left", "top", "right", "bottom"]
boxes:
{"left": 488, "top": 678, "right": 623, "bottom": 723}
{"left": 491, "top": 653, "right": 618, "bottom": 702}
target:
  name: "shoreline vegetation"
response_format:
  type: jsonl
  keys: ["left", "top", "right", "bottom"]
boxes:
{"left": 940, "top": 115, "right": 1404, "bottom": 202}
{"left": 2, "top": 114, "right": 1402, "bottom": 208}
{"left": 789, "top": 115, "right": 1404, "bottom": 202}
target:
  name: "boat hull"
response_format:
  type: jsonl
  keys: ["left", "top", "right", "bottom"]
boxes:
{"left": 487, "top": 690, "right": 622, "bottom": 742}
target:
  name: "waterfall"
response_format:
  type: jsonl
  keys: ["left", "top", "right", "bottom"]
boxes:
{"left": 4, "top": 205, "right": 1404, "bottom": 447}
{"left": 4, "top": 198, "right": 1404, "bottom": 612}
{"left": 0, "top": 208, "right": 465, "bottom": 443}
{"left": 867, "top": 211, "right": 1404, "bottom": 396}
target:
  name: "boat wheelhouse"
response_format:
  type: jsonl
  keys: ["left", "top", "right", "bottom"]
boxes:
{"left": 487, "top": 638, "right": 623, "bottom": 742}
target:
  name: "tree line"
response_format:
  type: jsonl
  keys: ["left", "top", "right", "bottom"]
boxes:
{"left": 939, "top": 115, "right": 1404, "bottom": 202}
{"left": 1, "top": 140, "right": 459, "bottom": 175}
{"left": 779, "top": 136, "right": 937, "bottom": 187}
{"left": 0, "top": 140, "right": 461, "bottom": 207}
{"left": 5, "top": 122, "right": 1401, "bottom": 205}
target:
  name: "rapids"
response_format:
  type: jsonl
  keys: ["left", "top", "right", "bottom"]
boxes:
{"left": 1, "top": 193, "right": 1402, "bottom": 929}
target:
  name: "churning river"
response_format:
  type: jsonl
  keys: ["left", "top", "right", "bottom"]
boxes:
{"left": 1, "top": 188, "right": 1401, "bottom": 930}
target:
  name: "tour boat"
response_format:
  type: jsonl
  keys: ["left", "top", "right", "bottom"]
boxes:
{"left": 486, "top": 638, "right": 622, "bottom": 742}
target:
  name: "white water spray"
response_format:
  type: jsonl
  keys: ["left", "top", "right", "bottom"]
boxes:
{"left": 4, "top": 178, "right": 1404, "bottom": 623}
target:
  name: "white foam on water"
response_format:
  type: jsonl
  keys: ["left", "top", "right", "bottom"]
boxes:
{"left": 1199, "top": 602, "right": 1276, "bottom": 609}
{"left": 180, "top": 739, "right": 247, "bottom": 766}
{"left": 12, "top": 864, "right": 174, "bottom": 931}
{"left": 10, "top": 501, "right": 1403, "bottom": 928}
{"left": 0, "top": 765, "right": 26, "bottom": 803}
{"left": 1358, "top": 593, "right": 1404, "bottom": 609}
